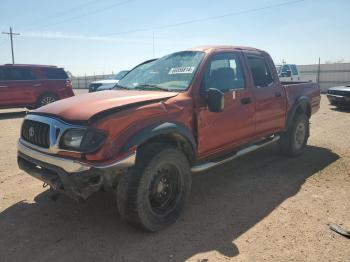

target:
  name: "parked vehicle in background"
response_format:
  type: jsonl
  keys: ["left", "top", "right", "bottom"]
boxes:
{"left": 17, "top": 46, "right": 320, "bottom": 232}
{"left": 327, "top": 85, "right": 350, "bottom": 107}
{"left": 276, "top": 63, "right": 302, "bottom": 82}
{"left": 88, "top": 70, "right": 129, "bottom": 92}
{"left": 0, "top": 64, "right": 74, "bottom": 109}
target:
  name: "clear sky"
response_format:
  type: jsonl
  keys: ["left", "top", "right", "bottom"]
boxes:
{"left": 0, "top": 0, "right": 349, "bottom": 75}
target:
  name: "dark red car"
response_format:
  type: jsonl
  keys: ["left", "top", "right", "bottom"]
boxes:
{"left": 0, "top": 64, "right": 74, "bottom": 109}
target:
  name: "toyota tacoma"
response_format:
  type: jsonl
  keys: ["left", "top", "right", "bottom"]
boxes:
{"left": 17, "top": 46, "right": 321, "bottom": 231}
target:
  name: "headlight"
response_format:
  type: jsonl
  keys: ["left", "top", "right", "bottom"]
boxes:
{"left": 60, "top": 128, "right": 107, "bottom": 153}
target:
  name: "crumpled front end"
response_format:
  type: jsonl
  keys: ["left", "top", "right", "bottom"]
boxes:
{"left": 17, "top": 113, "right": 136, "bottom": 200}
{"left": 18, "top": 140, "right": 136, "bottom": 200}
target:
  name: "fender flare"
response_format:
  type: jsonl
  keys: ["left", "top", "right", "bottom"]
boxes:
{"left": 285, "top": 96, "right": 311, "bottom": 130}
{"left": 121, "top": 122, "right": 197, "bottom": 159}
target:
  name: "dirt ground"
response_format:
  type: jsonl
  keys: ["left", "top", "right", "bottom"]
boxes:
{"left": 0, "top": 93, "right": 349, "bottom": 262}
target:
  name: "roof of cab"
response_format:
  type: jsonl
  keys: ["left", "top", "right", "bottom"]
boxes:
{"left": 188, "top": 45, "right": 263, "bottom": 53}
{"left": 1, "top": 64, "right": 58, "bottom": 68}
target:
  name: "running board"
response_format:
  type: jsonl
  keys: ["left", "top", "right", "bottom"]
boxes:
{"left": 191, "top": 135, "right": 280, "bottom": 173}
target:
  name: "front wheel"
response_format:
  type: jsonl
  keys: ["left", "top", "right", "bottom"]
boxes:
{"left": 279, "top": 113, "right": 309, "bottom": 157}
{"left": 117, "top": 143, "right": 191, "bottom": 232}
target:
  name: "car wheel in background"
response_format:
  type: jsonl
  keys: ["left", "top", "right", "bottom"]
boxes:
{"left": 36, "top": 94, "right": 58, "bottom": 108}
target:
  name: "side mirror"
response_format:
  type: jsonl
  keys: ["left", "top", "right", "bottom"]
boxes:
{"left": 207, "top": 88, "right": 224, "bottom": 112}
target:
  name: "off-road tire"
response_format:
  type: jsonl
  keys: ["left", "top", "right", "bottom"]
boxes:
{"left": 279, "top": 113, "right": 309, "bottom": 157}
{"left": 117, "top": 143, "right": 192, "bottom": 232}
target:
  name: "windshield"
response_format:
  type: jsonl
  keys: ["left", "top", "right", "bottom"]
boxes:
{"left": 114, "top": 70, "right": 129, "bottom": 80}
{"left": 118, "top": 51, "right": 205, "bottom": 91}
{"left": 275, "top": 65, "right": 282, "bottom": 74}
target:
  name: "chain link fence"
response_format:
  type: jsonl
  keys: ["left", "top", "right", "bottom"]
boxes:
{"left": 71, "top": 63, "right": 350, "bottom": 93}
{"left": 299, "top": 63, "right": 350, "bottom": 93}
{"left": 71, "top": 74, "right": 114, "bottom": 89}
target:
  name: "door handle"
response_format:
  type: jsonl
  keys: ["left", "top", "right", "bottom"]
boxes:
{"left": 241, "top": 97, "right": 251, "bottom": 105}
{"left": 33, "top": 84, "right": 42, "bottom": 87}
{"left": 275, "top": 92, "right": 282, "bottom": 97}
{"left": 0, "top": 85, "right": 8, "bottom": 88}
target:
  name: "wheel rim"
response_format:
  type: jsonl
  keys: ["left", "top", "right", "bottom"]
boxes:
{"left": 41, "top": 96, "right": 56, "bottom": 106}
{"left": 294, "top": 121, "right": 306, "bottom": 149}
{"left": 149, "top": 164, "right": 180, "bottom": 215}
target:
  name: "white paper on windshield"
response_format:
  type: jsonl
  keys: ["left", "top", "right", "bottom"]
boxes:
{"left": 232, "top": 90, "right": 236, "bottom": 100}
{"left": 168, "top": 67, "right": 195, "bottom": 74}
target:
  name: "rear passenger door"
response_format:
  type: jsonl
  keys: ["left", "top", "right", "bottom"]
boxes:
{"left": 41, "top": 67, "right": 68, "bottom": 91}
{"left": 246, "top": 55, "right": 286, "bottom": 136}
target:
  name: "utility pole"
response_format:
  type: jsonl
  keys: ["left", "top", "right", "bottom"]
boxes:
{"left": 152, "top": 32, "right": 155, "bottom": 58}
{"left": 2, "top": 27, "right": 20, "bottom": 64}
{"left": 317, "top": 57, "right": 321, "bottom": 84}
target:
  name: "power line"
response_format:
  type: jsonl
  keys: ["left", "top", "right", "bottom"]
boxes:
{"left": 104, "top": 0, "right": 305, "bottom": 36}
{"left": 2, "top": 27, "right": 20, "bottom": 64}
{"left": 25, "top": 0, "right": 136, "bottom": 31}
{"left": 18, "top": 0, "right": 103, "bottom": 30}
{"left": 2, "top": 0, "right": 305, "bottom": 47}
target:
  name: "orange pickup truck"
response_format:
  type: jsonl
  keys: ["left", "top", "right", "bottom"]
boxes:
{"left": 17, "top": 46, "right": 321, "bottom": 231}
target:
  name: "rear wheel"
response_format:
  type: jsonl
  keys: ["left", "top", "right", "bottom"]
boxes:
{"left": 279, "top": 113, "right": 309, "bottom": 156}
{"left": 36, "top": 94, "right": 58, "bottom": 108}
{"left": 117, "top": 143, "right": 191, "bottom": 232}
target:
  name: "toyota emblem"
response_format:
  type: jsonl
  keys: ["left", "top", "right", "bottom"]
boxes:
{"left": 29, "top": 127, "right": 35, "bottom": 137}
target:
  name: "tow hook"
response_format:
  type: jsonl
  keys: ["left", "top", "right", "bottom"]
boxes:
{"left": 43, "top": 182, "right": 60, "bottom": 201}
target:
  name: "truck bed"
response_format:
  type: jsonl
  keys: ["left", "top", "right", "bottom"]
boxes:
{"left": 282, "top": 81, "right": 321, "bottom": 115}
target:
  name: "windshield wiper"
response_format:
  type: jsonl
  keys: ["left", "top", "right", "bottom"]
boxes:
{"left": 134, "top": 84, "right": 171, "bottom": 92}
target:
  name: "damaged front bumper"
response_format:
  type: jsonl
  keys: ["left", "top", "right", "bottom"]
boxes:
{"left": 17, "top": 140, "right": 136, "bottom": 200}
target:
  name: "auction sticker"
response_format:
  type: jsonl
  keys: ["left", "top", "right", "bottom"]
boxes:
{"left": 168, "top": 67, "right": 195, "bottom": 74}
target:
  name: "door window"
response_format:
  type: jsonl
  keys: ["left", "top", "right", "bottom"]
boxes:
{"left": 282, "top": 64, "right": 291, "bottom": 74}
{"left": 203, "top": 53, "right": 245, "bottom": 92}
{"left": 290, "top": 64, "right": 298, "bottom": 75}
{"left": 0, "top": 68, "right": 5, "bottom": 81}
{"left": 6, "top": 68, "right": 36, "bottom": 80}
{"left": 43, "top": 68, "right": 68, "bottom": 79}
{"left": 247, "top": 56, "right": 274, "bottom": 87}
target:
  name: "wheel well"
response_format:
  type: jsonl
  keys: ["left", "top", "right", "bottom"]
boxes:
{"left": 296, "top": 102, "right": 311, "bottom": 118}
{"left": 138, "top": 133, "right": 196, "bottom": 164}
{"left": 286, "top": 101, "right": 311, "bottom": 130}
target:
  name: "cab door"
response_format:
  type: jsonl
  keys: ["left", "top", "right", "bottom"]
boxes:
{"left": 246, "top": 54, "right": 286, "bottom": 136}
{"left": 197, "top": 52, "right": 255, "bottom": 158}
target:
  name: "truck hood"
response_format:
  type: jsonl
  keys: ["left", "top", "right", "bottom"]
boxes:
{"left": 91, "top": 79, "right": 119, "bottom": 84}
{"left": 328, "top": 85, "right": 350, "bottom": 92}
{"left": 33, "top": 90, "right": 179, "bottom": 122}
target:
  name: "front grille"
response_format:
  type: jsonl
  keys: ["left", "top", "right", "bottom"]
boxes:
{"left": 328, "top": 90, "right": 350, "bottom": 96}
{"left": 89, "top": 83, "right": 102, "bottom": 92}
{"left": 21, "top": 120, "right": 50, "bottom": 148}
